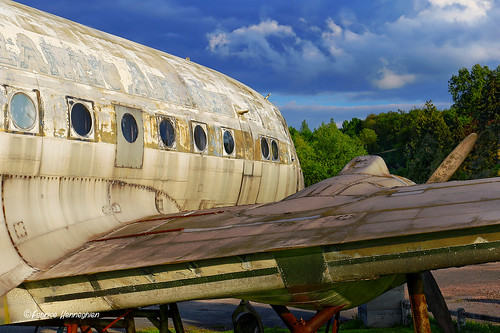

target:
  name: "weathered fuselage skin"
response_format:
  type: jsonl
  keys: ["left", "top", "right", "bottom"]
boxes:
{"left": 0, "top": 0, "right": 303, "bottom": 296}
{"left": 2, "top": 3, "right": 500, "bottom": 327}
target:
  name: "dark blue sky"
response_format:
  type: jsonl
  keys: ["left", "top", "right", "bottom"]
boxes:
{"left": 15, "top": 0, "right": 500, "bottom": 128}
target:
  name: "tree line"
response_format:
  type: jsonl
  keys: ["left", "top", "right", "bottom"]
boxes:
{"left": 289, "top": 64, "right": 499, "bottom": 186}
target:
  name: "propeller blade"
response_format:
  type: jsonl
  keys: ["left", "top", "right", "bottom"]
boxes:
{"left": 427, "top": 133, "right": 477, "bottom": 183}
{"left": 419, "top": 133, "right": 478, "bottom": 332}
{"left": 422, "top": 271, "right": 455, "bottom": 333}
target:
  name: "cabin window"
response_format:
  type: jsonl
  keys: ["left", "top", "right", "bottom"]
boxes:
{"left": 223, "top": 129, "right": 235, "bottom": 156}
{"left": 121, "top": 113, "right": 139, "bottom": 143}
{"left": 70, "top": 103, "right": 92, "bottom": 137}
{"left": 193, "top": 124, "right": 207, "bottom": 152}
{"left": 271, "top": 139, "right": 279, "bottom": 161}
{"left": 67, "top": 97, "right": 94, "bottom": 140}
{"left": 261, "top": 137, "right": 270, "bottom": 160}
{"left": 10, "top": 92, "right": 36, "bottom": 130}
{"left": 159, "top": 118, "right": 175, "bottom": 148}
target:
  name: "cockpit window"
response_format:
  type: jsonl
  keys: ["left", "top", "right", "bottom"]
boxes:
{"left": 194, "top": 124, "right": 207, "bottom": 152}
{"left": 223, "top": 130, "right": 235, "bottom": 155}
{"left": 10, "top": 92, "right": 36, "bottom": 130}
{"left": 271, "top": 139, "right": 279, "bottom": 161}
{"left": 121, "top": 113, "right": 138, "bottom": 143}
{"left": 261, "top": 137, "right": 270, "bottom": 160}
{"left": 71, "top": 103, "right": 92, "bottom": 137}
{"left": 159, "top": 118, "right": 175, "bottom": 148}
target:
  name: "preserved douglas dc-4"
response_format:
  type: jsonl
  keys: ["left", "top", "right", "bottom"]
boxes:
{"left": 0, "top": 1, "right": 498, "bottom": 333}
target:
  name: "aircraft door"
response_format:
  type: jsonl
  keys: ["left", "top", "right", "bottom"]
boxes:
{"left": 237, "top": 116, "right": 260, "bottom": 205}
{"left": 115, "top": 105, "right": 144, "bottom": 169}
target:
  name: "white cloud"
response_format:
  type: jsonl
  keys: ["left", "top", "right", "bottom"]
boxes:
{"left": 234, "top": 20, "right": 294, "bottom": 36}
{"left": 373, "top": 67, "right": 417, "bottom": 90}
{"left": 206, "top": 19, "right": 332, "bottom": 75}
{"left": 321, "top": 18, "right": 345, "bottom": 56}
{"left": 324, "top": 18, "right": 342, "bottom": 37}
{"left": 206, "top": 0, "right": 499, "bottom": 98}
{"left": 207, "top": 20, "right": 296, "bottom": 60}
{"left": 425, "top": 0, "right": 493, "bottom": 23}
{"left": 208, "top": 33, "right": 229, "bottom": 52}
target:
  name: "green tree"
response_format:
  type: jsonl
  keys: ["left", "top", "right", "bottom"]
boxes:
{"left": 358, "top": 128, "right": 378, "bottom": 151}
{"left": 449, "top": 64, "right": 499, "bottom": 178}
{"left": 290, "top": 129, "right": 328, "bottom": 186}
{"left": 312, "top": 120, "right": 366, "bottom": 180}
{"left": 405, "top": 102, "right": 454, "bottom": 183}
{"left": 341, "top": 117, "right": 363, "bottom": 137}
{"left": 290, "top": 120, "right": 367, "bottom": 186}
{"left": 290, "top": 64, "right": 499, "bottom": 185}
{"left": 449, "top": 64, "right": 499, "bottom": 131}
{"left": 363, "top": 111, "right": 410, "bottom": 174}
{"left": 299, "top": 119, "right": 313, "bottom": 141}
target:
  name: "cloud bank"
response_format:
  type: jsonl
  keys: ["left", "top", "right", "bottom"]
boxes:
{"left": 16, "top": 0, "right": 500, "bottom": 125}
{"left": 207, "top": 0, "right": 499, "bottom": 102}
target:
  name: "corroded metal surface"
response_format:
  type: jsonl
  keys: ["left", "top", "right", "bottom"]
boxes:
{"left": 271, "top": 305, "right": 343, "bottom": 333}
{"left": 5, "top": 171, "right": 498, "bottom": 322}
{"left": 0, "top": 1, "right": 499, "bottom": 329}
{"left": 28, "top": 174, "right": 500, "bottom": 281}
{"left": 0, "top": 0, "right": 302, "bottom": 298}
{"left": 407, "top": 273, "right": 431, "bottom": 333}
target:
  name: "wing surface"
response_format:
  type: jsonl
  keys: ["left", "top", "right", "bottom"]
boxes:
{"left": 32, "top": 175, "right": 500, "bottom": 280}
{"left": 8, "top": 175, "right": 499, "bottom": 321}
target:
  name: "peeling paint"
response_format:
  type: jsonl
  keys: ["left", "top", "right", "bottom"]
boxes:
{"left": 0, "top": 0, "right": 307, "bottom": 308}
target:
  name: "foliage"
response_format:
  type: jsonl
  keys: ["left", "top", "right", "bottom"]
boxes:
{"left": 404, "top": 102, "right": 454, "bottom": 183}
{"left": 449, "top": 64, "right": 500, "bottom": 179}
{"left": 358, "top": 128, "right": 378, "bottom": 151}
{"left": 449, "top": 64, "right": 499, "bottom": 131}
{"left": 291, "top": 64, "right": 499, "bottom": 185}
{"left": 290, "top": 119, "right": 366, "bottom": 186}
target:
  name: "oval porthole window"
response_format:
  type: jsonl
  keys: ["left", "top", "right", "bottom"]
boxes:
{"left": 10, "top": 92, "right": 36, "bottom": 130}
{"left": 194, "top": 124, "right": 207, "bottom": 151}
{"left": 121, "top": 113, "right": 138, "bottom": 143}
{"left": 223, "top": 130, "right": 235, "bottom": 155}
{"left": 159, "top": 118, "right": 175, "bottom": 147}
{"left": 261, "top": 137, "right": 269, "bottom": 160}
{"left": 271, "top": 140, "right": 279, "bottom": 161}
{"left": 71, "top": 103, "right": 92, "bottom": 137}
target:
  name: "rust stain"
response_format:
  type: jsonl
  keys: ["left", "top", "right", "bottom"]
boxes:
{"left": 90, "top": 227, "right": 185, "bottom": 242}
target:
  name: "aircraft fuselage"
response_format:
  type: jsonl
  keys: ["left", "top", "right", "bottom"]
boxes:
{"left": 0, "top": 0, "right": 302, "bottom": 296}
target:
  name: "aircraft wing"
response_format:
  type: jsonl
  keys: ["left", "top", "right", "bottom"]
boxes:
{"left": 8, "top": 173, "right": 500, "bottom": 322}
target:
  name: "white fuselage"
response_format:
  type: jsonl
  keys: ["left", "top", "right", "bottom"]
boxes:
{"left": 0, "top": 0, "right": 303, "bottom": 296}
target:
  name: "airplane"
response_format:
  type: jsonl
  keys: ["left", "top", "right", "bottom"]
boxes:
{"left": 0, "top": 1, "right": 498, "bottom": 333}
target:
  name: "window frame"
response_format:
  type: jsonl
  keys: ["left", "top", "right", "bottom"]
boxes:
{"left": 157, "top": 116, "right": 177, "bottom": 150}
{"left": 260, "top": 136, "right": 270, "bottom": 160}
{"left": 67, "top": 97, "right": 95, "bottom": 140}
{"left": 271, "top": 138, "right": 280, "bottom": 162}
{"left": 7, "top": 89, "right": 40, "bottom": 134}
{"left": 260, "top": 136, "right": 280, "bottom": 162}
{"left": 222, "top": 128, "right": 236, "bottom": 157}
{"left": 191, "top": 121, "right": 208, "bottom": 154}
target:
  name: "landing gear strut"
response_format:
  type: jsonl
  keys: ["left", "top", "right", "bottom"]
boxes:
{"left": 232, "top": 300, "right": 264, "bottom": 333}
{"left": 271, "top": 305, "right": 343, "bottom": 333}
{"left": 407, "top": 273, "right": 431, "bottom": 333}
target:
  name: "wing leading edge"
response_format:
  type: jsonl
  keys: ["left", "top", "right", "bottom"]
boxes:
{"left": 6, "top": 160, "right": 500, "bottom": 323}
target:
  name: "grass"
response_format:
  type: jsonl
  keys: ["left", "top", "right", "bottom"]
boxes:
{"left": 0, "top": 316, "right": 497, "bottom": 332}
{"left": 137, "top": 317, "right": 500, "bottom": 333}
